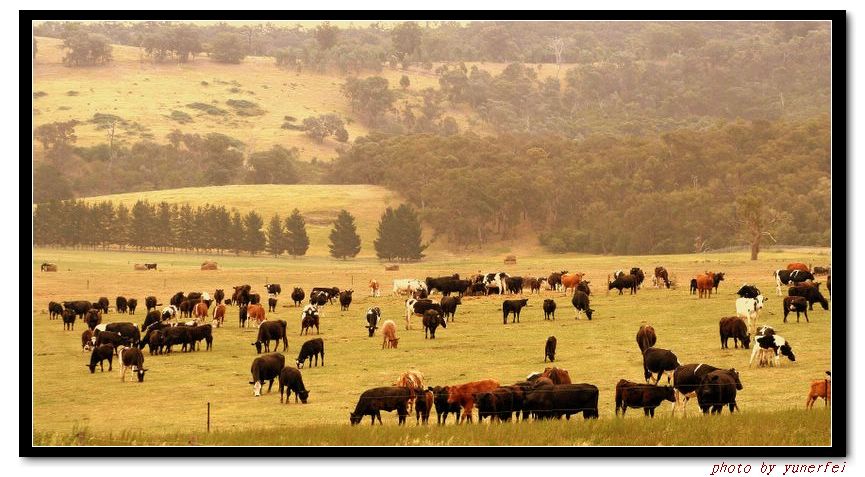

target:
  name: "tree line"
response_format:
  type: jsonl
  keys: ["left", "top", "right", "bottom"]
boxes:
{"left": 32, "top": 199, "right": 427, "bottom": 260}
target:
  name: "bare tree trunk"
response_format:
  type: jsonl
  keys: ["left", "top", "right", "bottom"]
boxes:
{"left": 750, "top": 236, "right": 760, "bottom": 261}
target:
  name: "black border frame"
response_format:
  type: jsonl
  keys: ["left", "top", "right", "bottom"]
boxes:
{"left": 23, "top": 9, "right": 846, "bottom": 457}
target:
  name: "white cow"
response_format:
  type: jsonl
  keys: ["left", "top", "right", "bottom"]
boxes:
{"left": 393, "top": 279, "right": 426, "bottom": 296}
{"left": 482, "top": 272, "right": 510, "bottom": 295}
{"left": 736, "top": 295, "right": 766, "bottom": 336}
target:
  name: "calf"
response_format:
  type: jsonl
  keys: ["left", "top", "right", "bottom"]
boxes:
{"left": 783, "top": 296, "right": 810, "bottom": 323}
{"left": 368, "top": 279, "right": 380, "bottom": 297}
{"left": 301, "top": 306, "right": 320, "bottom": 335}
{"left": 61, "top": 309, "right": 76, "bottom": 331}
{"left": 544, "top": 336, "right": 557, "bottom": 363}
{"left": 366, "top": 307, "right": 382, "bottom": 337}
{"left": 696, "top": 369, "right": 742, "bottom": 414}
{"left": 542, "top": 299, "right": 556, "bottom": 320}
{"left": 788, "top": 282, "right": 829, "bottom": 311}
{"left": 689, "top": 278, "right": 698, "bottom": 295}
{"left": 250, "top": 353, "right": 285, "bottom": 396}
{"left": 429, "top": 386, "right": 461, "bottom": 424}
{"left": 736, "top": 295, "right": 766, "bottom": 337}
{"left": 116, "top": 296, "right": 128, "bottom": 314}
{"left": 145, "top": 296, "right": 157, "bottom": 312}
{"left": 654, "top": 267, "right": 670, "bottom": 289}
{"left": 405, "top": 299, "right": 443, "bottom": 330}
{"left": 608, "top": 274, "right": 637, "bottom": 295}
{"left": 350, "top": 386, "right": 412, "bottom": 425}
{"left": 749, "top": 334, "right": 796, "bottom": 367}
{"left": 193, "top": 301, "right": 209, "bottom": 322}
{"left": 502, "top": 298, "right": 529, "bottom": 324}
{"left": 414, "top": 389, "right": 434, "bottom": 424}
{"left": 118, "top": 346, "right": 147, "bottom": 382}
{"left": 527, "top": 277, "right": 545, "bottom": 294}
{"left": 643, "top": 347, "right": 681, "bottom": 385}
{"left": 127, "top": 298, "right": 138, "bottom": 315}
{"left": 253, "top": 320, "right": 288, "bottom": 353}
{"left": 422, "top": 309, "right": 446, "bottom": 339}
{"left": 268, "top": 297, "right": 278, "bottom": 313}
{"left": 213, "top": 303, "right": 226, "bottom": 328}
{"left": 440, "top": 296, "right": 461, "bottom": 322}
{"left": 806, "top": 372, "right": 831, "bottom": 409}
{"left": 279, "top": 367, "right": 310, "bottom": 404}
{"left": 636, "top": 324, "right": 657, "bottom": 354}
{"left": 447, "top": 379, "right": 501, "bottom": 423}
{"left": 381, "top": 320, "right": 399, "bottom": 349}
{"left": 247, "top": 303, "right": 266, "bottom": 327}
{"left": 615, "top": 380, "right": 676, "bottom": 417}
{"left": 87, "top": 344, "right": 114, "bottom": 373}
{"left": 81, "top": 329, "right": 94, "bottom": 352}
{"left": 296, "top": 338, "right": 324, "bottom": 368}
{"left": 719, "top": 316, "right": 751, "bottom": 349}
{"left": 571, "top": 291, "right": 594, "bottom": 320}
{"left": 339, "top": 290, "right": 353, "bottom": 311}
{"left": 238, "top": 305, "right": 248, "bottom": 328}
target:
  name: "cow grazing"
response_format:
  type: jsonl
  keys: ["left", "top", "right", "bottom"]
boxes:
{"left": 806, "top": 372, "right": 831, "bottom": 409}
{"left": 145, "top": 296, "right": 157, "bottom": 312}
{"left": 265, "top": 284, "right": 282, "bottom": 296}
{"left": 429, "top": 386, "right": 461, "bottom": 424}
{"left": 524, "top": 383, "right": 600, "bottom": 420}
{"left": 140, "top": 310, "right": 160, "bottom": 332}
{"left": 502, "top": 298, "right": 529, "bottom": 324}
{"left": 247, "top": 303, "right": 266, "bottom": 327}
{"left": 290, "top": 287, "right": 305, "bottom": 306}
{"left": 250, "top": 353, "right": 285, "bottom": 396}
{"left": 672, "top": 363, "right": 722, "bottom": 413}
{"left": 115, "top": 296, "right": 128, "bottom": 314}
{"left": 615, "top": 380, "right": 676, "bottom": 417}
{"left": 654, "top": 267, "right": 670, "bottom": 288}
{"left": 544, "top": 336, "right": 557, "bottom": 363}
{"left": 350, "top": 386, "right": 412, "bottom": 425}
{"left": 63, "top": 300, "right": 93, "bottom": 321}
{"left": 87, "top": 344, "right": 114, "bottom": 373}
{"left": 542, "top": 299, "right": 556, "bottom": 320}
{"left": 736, "top": 284, "right": 762, "bottom": 299}
{"left": 61, "top": 309, "right": 76, "bottom": 331}
{"left": 415, "top": 389, "right": 434, "bottom": 424}
{"left": 405, "top": 298, "right": 443, "bottom": 330}
{"left": 381, "top": 320, "right": 399, "bottom": 349}
{"left": 540, "top": 366, "right": 572, "bottom": 384}
{"left": 447, "top": 379, "right": 501, "bottom": 423}
{"left": 608, "top": 274, "right": 637, "bottom": 295}
{"left": 301, "top": 305, "right": 320, "bottom": 336}
{"left": 696, "top": 369, "right": 742, "bottom": 414}
{"left": 736, "top": 295, "right": 766, "bottom": 337}
{"left": 440, "top": 296, "right": 461, "bottom": 322}
{"left": 365, "top": 307, "right": 382, "bottom": 337}
{"left": 636, "top": 324, "right": 657, "bottom": 354}
{"left": 783, "top": 296, "right": 810, "bottom": 323}
{"left": 788, "top": 282, "right": 829, "bottom": 311}
{"left": 422, "top": 309, "right": 446, "bottom": 339}
{"left": 81, "top": 329, "right": 94, "bottom": 352}
{"left": 571, "top": 291, "right": 594, "bottom": 320}
{"left": 719, "top": 316, "right": 751, "bottom": 349}
{"left": 339, "top": 289, "right": 353, "bottom": 311}
{"left": 296, "top": 338, "right": 324, "bottom": 368}
{"left": 712, "top": 272, "right": 726, "bottom": 293}
{"left": 774, "top": 269, "right": 815, "bottom": 295}
{"left": 118, "top": 346, "right": 147, "bottom": 382}
{"left": 643, "top": 347, "right": 681, "bottom": 384}
{"left": 750, "top": 334, "right": 796, "bottom": 367}
{"left": 695, "top": 272, "right": 715, "bottom": 298}
{"left": 368, "top": 279, "right": 380, "bottom": 297}
{"left": 279, "top": 367, "right": 310, "bottom": 404}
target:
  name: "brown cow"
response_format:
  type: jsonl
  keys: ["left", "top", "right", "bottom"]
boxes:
{"left": 806, "top": 372, "right": 831, "bottom": 409}
{"left": 560, "top": 273, "right": 584, "bottom": 293}
{"left": 247, "top": 304, "right": 266, "bottom": 327}
{"left": 695, "top": 272, "right": 715, "bottom": 298}
{"left": 447, "top": 378, "right": 501, "bottom": 423}
{"left": 369, "top": 279, "right": 380, "bottom": 297}
{"left": 212, "top": 303, "right": 226, "bottom": 328}
{"left": 193, "top": 302, "right": 209, "bottom": 321}
{"left": 381, "top": 320, "right": 399, "bottom": 349}
{"left": 636, "top": 324, "right": 657, "bottom": 354}
{"left": 541, "top": 366, "right": 572, "bottom": 384}
{"left": 787, "top": 262, "right": 811, "bottom": 272}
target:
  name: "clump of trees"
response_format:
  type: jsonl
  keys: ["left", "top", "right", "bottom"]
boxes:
{"left": 374, "top": 204, "right": 427, "bottom": 261}
{"left": 328, "top": 209, "right": 361, "bottom": 259}
{"left": 302, "top": 114, "right": 349, "bottom": 143}
{"left": 61, "top": 31, "right": 113, "bottom": 66}
{"left": 209, "top": 32, "right": 247, "bottom": 64}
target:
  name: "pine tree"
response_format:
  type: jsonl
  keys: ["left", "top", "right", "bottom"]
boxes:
{"left": 284, "top": 208, "right": 310, "bottom": 258}
{"left": 328, "top": 209, "right": 361, "bottom": 260}
{"left": 228, "top": 210, "right": 244, "bottom": 255}
{"left": 130, "top": 200, "right": 154, "bottom": 250}
{"left": 111, "top": 202, "right": 130, "bottom": 249}
{"left": 243, "top": 210, "right": 266, "bottom": 255}
{"left": 394, "top": 204, "right": 427, "bottom": 260}
{"left": 374, "top": 207, "right": 400, "bottom": 260}
{"left": 265, "top": 213, "right": 285, "bottom": 257}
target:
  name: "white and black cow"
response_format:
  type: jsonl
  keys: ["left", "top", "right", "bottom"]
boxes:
{"left": 483, "top": 272, "right": 510, "bottom": 295}
{"left": 265, "top": 284, "right": 282, "bottom": 295}
{"left": 161, "top": 304, "right": 179, "bottom": 321}
{"left": 736, "top": 284, "right": 762, "bottom": 299}
{"left": 405, "top": 299, "right": 442, "bottom": 330}
{"left": 366, "top": 307, "right": 382, "bottom": 337}
{"left": 774, "top": 269, "right": 815, "bottom": 295}
{"left": 749, "top": 334, "right": 796, "bottom": 368}
{"left": 736, "top": 295, "right": 766, "bottom": 337}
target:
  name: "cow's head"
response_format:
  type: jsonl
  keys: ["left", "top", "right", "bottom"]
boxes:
{"left": 252, "top": 341, "right": 263, "bottom": 354}
{"left": 662, "top": 386, "right": 676, "bottom": 403}
{"left": 367, "top": 325, "right": 376, "bottom": 337}
{"left": 135, "top": 367, "right": 148, "bottom": 382}
{"left": 728, "top": 369, "right": 743, "bottom": 390}
{"left": 780, "top": 343, "right": 796, "bottom": 362}
{"left": 390, "top": 338, "right": 399, "bottom": 349}
{"left": 87, "top": 364, "right": 96, "bottom": 373}
{"left": 297, "top": 389, "right": 310, "bottom": 404}
{"left": 742, "top": 333, "right": 751, "bottom": 350}
{"left": 251, "top": 381, "right": 263, "bottom": 397}
{"left": 349, "top": 413, "right": 362, "bottom": 425}
{"left": 296, "top": 359, "right": 304, "bottom": 369}
{"left": 754, "top": 295, "right": 766, "bottom": 309}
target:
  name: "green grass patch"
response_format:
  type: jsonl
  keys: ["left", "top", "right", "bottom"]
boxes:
{"left": 186, "top": 102, "right": 227, "bottom": 116}
{"left": 169, "top": 110, "right": 194, "bottom": 124}
{"left": 226, "top": 98, "right": 265, "bottom": 116}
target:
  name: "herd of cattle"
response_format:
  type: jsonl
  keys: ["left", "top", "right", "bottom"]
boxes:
{"left": 42, "top": 261, "right": 831, "bottom": 425}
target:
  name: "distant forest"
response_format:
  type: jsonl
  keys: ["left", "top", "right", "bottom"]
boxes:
{"left": 32, "top": 20, "right": 832, "bottom": 254}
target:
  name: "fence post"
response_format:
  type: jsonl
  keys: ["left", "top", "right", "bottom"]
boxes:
{"left": 207, "top": 402, "right": 211, "bottom": 433}
{"left": 86, "top": 279, "right": 89, "bottom": 290}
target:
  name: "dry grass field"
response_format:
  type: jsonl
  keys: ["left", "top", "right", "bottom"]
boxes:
{"left": 31, "top": 246, "right": 833, "bottom": 445}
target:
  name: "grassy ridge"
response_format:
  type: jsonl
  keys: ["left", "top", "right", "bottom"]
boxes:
{"left": 32, "top": 247, "right": 832, "bottom": 446}
{"left": 34, "top": 408, "right": 830, "bottom": 446}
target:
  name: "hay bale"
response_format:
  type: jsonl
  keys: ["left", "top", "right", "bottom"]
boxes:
{"left": 504, "top": 255, "right": 517, "bottom": 265}
{"left": 133, "top": 263, "right": 148, "bottom": 271}
{"left": 201, "top": 261, "right": 218, "bottom": 271}
{"left": 41, "top": 263, "right": 58, "bottom": 272}
{"left": 385, "top": 264, "right": 400, "bottom": 271}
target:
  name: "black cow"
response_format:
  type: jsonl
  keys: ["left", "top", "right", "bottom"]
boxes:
{"left": 311, "top": 287, "right": 340, "bottom": 304}
{"left": 524, "top": 383, "right": 599, "bottom": 420}
{"left": 301, "top": 307, "right": 320, "bottom": 335}
{"left": 576, "top": 280, "right": 591, "bottom": 296}
{"left": 268, "top": 297, "right": 278, "bottom": 313}
{"left": 415, "top": 390, "right": 434, "bottom": 424}
{"left": 719, "top": 316, "right": 751, "bottom": 349}
{"left": 542, "top": 299, "right": 556, "bottom": 320}
{"left": 609, "top": 275, "right": 637, "bottom": 295}
{"left": 502, "top": 299, "right": 529, "bottom": 324}
{"left": 170, "top": 292, "right": 185, "bottom": 307}
{"left": 505, "top": 276, "right": 524, "bottom": 294}
{"left": 544, "top": 336, "right": 557, "bottom": 363}
{"left": 291, "top": 288, "right": 305, "bottom": 306}
{"left": 615, "top": 380, "right": 676, "bottom": 417}
{"left": 105, "top": 322, "right": 141, "bottom": 346}
{"left": 85, "top": 309, "right": 101, "bottom": 330}
{"left": 571, "top": 291, "right": 594, "bottom": 320}
{"left": 547, "top": 271, "right": 567, "bottom": 291}
{"left": 689, "top": 278, "right": 698, "bottom": 295}
{"left": 249, "top": 293, "right": 261, "bottom": 305}
{"left": 265, "top": 284, "right": 282, "bottom": 295}
{"left": 214, "top": 289, "right": 225, "bottom": 306}
{"left": 162, "top": 326, "right": 192, "bottom": 354}
{"left": 467, "top": 283, "right": 487, "bottom": 296}
{"left": 297, "top": 338, "right": 324, "bottom": 368}
{"left": 477, "top": 387, "right": 515, "bottom": 422}
{"left": 783, "top": 296, "right": 809, "bottom": 323}
{"left": 141, "top": 323, "right": 170, "bottom": 355}
{"left": 440, "top": 296, "right": 461, "bottom": 322}
{"left": 696, "top": 370, "right": 743, "bottom": 414}
{"left": 788, "top": 283, "right": 829, "bottom": 311}
{"left": 630, "top": 268, "right": 646, "bottom": 289}
{"left": 672, "top": 363, "right": 723, "bottom": 412}
{"left": 366, "top": 307, "right": 382, "bottom": 337}
{"left": 350, "top": 386, "right": 412, "bottom": 425}
{"left": 127, "top": 298, "right": 137, "bottom": 315}
{"left": 654, "top": 267, "right": 670, "bottom": 288}
{"left": 61, "top": 309, "right": 76, "bottom": 330}
{"left": 140, "top": 310, "right": 161, "bottom": 331}
{"left": 116, "top": 296, "right": 128, "bottom": 314}
{"left": 187, "top": 324, "right": 214, "bottom": 351}
{"left": 422, "top": 309, "right": 446, "bottom": 339}
{"left": 253, "top": 320, "right": 288, "bottom": 353}
{"left": 95, "top": 330, "right": 129, "bottom": 352}
{"left": 642, "top": 347, "right": 680, "bottom": 385}
{"left": 238, "top": 305, "right": 248, "bottom": 328}
{"left": 250, "top": 353, "right": 285, "bottom": 396}
{"left": 87, "top": 344, "right": 114, "bottom": 373}
{"left": 145, "top": 296, "right": 157, "bottom": 312}
{"left": 119, "top": 346, "right": 148, "bottom": 382}
{"left": 144, "top": 263, "right": 157, "bottom": 270}
{"left": 48, "top": 301, "right": 63, "bottom": 320}
{"left": 278, "top": 367, "right": 309, "bottom": 404}
{"left": 96, "top": 297, "right": 110, "bottom": 314}
{"left": 63, "top": 300, "right": 93, "bottom": 321}
{"left": 429, "top": 386, "right": 461, "bottom": 424}
{"left": 636, "top": 324, "right": 657, "bottom": 354}
{"left": 736, "top": 284, "right": 762, "bottom": 299}
{"left": 425, "top": 276, "right": 466, "bottom": 296}
{"left": 339, "top": 290, "right": 354, "bottom": 311}
{"left": 712, "top": 272, "right": 726, "bottom": 292}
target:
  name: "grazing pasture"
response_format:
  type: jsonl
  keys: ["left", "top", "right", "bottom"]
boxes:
{"left": 31, "top": 247, "right": 832, "bottom": 445}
